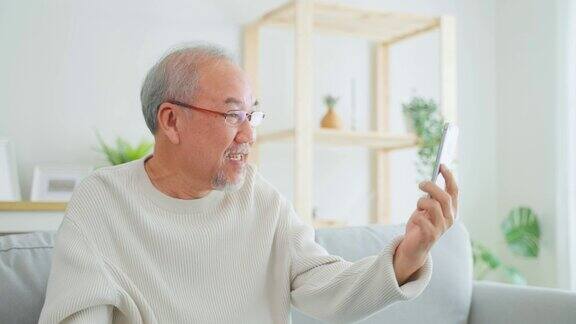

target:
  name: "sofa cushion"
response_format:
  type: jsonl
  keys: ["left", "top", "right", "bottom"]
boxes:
{"left": 0, "top": 231, "right": 55, "bottom": 324}
{"left": 292, "top": 221, "right": 473, "bottom": 324}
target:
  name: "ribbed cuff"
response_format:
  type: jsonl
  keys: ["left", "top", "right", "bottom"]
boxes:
{"left": 379, "top": 234, "right": 434, "bottom": 300}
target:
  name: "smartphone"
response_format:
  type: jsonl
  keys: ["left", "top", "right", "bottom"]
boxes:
{"left": 431, "top": 123, "right": 458, "bottom": 184}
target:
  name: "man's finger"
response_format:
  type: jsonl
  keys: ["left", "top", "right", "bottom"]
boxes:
{"left": 440, "top": 164, "right": 458, "bottom": 211}
{"left": 417, "top": 197, "right": 447, "bottom": 233}
{"left": 419, "top": 181, "right": 453, "bottom": 226}
{"left": 413, "top": 214, "right": 439, "bottom": 245}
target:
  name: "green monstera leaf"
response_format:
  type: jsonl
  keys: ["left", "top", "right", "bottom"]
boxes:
{"left": 471, "top": 206, "right": 540, "bottom": 285}
{"left": 471, "top": 240, "right": 528, "bottom": 285}
{"left": 501, "top": 206, "right": 541, "bottom": 258}
{"left": 472, "top": 241, "right": 501, "bottom": 280}
{"left": 472, "top": 241, "right": 501, "bottom": 270}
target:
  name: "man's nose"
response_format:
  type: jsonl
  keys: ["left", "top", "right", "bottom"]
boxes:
{"left": 235, "top": 120, "right": 256, "bottom": 145}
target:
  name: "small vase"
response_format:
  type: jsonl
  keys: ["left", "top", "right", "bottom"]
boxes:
{"left": 320, "top": 107, "right": 343, "bottom": 129}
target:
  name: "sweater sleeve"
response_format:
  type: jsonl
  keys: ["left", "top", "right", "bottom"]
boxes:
{"left": 60, "top": 306, "right": 113, "bottom": 324}
{"left": 287, "top": 201, "right": 433, "bottom": 323}
{"left": 38, "top": 217, "right": 119, "bottom": 324}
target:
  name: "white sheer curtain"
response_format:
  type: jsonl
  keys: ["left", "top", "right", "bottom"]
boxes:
{"left": 556, "top": 0, "right": 576, "bottom": 291}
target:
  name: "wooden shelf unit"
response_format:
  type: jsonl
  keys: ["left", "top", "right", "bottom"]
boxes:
{"left": 244, "top": 0, "right": 457, "bottom": 226}
{"left": 0, "top": 201, "right": 67, "bottom": 212}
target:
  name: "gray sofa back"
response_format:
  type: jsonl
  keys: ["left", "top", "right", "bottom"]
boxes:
{"left": 0, "top": 232, "right": 55, "bottom": 324}
{"left": 0, "top": 222, "right": 472, "bottom": 324}
{"left": 300, "top": 222, "right": 473, "bottom": 323}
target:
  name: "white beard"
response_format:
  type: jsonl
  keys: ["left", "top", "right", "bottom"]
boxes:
{"left": 211, "top": 164, "right": 247, "bottom": 192}
{"left": 211, "top": 142, "right": 250, "bottom": 192}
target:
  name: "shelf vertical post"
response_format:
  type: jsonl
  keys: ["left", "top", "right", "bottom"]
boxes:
{"left": 243, "top": 22, "right": 261, "bottom": 165}
{"left": 372, "top": 42, "right": 391, "bottom": 224}
{"left": 293, "top": 0, "right": 314, "bottom": 224}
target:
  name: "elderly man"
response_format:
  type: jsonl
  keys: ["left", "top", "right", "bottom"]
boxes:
{"left": 40, "top": 43, "right": 458, "bottom": 323}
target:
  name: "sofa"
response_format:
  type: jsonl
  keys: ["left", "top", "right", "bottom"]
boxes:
{"left": 1, "top": 221, "right": 575, "bottom": 324}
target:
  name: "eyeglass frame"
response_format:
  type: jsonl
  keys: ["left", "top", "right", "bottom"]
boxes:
{"left": 162, "top": 99, "right": 265, "bottom": 127}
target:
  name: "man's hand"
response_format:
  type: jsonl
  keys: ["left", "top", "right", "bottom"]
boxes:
{"left": 393, "top": 164, "right": 459, "bottom": 285}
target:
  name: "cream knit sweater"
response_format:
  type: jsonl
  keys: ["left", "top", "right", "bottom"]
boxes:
{"left": 39, "top": 156, "right": 432, "bottom": 323}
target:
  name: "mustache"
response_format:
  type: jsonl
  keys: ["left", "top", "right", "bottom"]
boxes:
{"left": 224, "top": 143, "right": 251, "bottom": 156}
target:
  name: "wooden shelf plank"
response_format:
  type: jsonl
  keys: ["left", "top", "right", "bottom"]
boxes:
{"left": 257, "top": 1, "right": 440, "bottom": 43}
{"left": 0, "top": 201, "right": 67, "bottom": 212}
{"left": 315, "top": 128, "right": 418, "bottom": 148}
{"left": 313, "top": 219, "right": 347, "bottom": 228}
{"left": 257, "top": 128, "right": 419, "bottom": 150}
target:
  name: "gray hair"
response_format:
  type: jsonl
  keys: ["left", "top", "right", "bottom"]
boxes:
{"left": 140, "top": 42, "right": 236, "bottom": 134}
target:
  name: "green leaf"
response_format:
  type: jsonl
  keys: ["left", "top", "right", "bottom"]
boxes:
{"left": 471, "top": 240, "right": 502, "bottom": 280}
{"left": 472, "top": 241, "right": 501, "bottom": 269}
{"left": 94, "top": 131, "right": 154, "bottom": 165}
{"left": 503, "top": 266, "right": 527, "bottom": 285}
{"left": 471, "top": 240, "right": 530, "bottom": 284}
{"left": 402, "top": 97, "right": 445, "bottom": 182}
{"left": 501, "top": 206, "right": 541, "bottom": 257}
{"left": 323, "top": 95, "right": 339, "bottom": 108}
{"left": 134, "top": 141, "right": 154, "bottom": 157}
{"left": 116, "top": 137, "right": 131, "bottom": 163}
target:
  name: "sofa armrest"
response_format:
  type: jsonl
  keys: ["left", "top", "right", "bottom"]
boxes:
{"left": 468, "top": 281, "right": 576, "bottom": 324}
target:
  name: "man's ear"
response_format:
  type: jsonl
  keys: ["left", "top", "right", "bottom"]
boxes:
{"left": 156, "top": 103, "right": 181, "bottom": 145}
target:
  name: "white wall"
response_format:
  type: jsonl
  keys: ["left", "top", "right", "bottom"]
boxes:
{"left": 451, "top": 0, "right": 499, "bottom": 277}
{"left": 494, "top": 0, "right": 575, "bottom": 289}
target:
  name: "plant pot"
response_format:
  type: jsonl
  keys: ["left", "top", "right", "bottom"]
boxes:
{"left": 320, "top": 107, "right": 343, "bottom": 129}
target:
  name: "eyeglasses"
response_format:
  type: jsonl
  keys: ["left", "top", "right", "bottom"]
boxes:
{"left": 165, "top": 99, "right": 265, "bottom": 127}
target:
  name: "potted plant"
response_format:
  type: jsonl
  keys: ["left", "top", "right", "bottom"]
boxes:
{"left": 402, "top": 97, "right": 445, "bottom": 181}
{"left": 320, "top": 95, "right": 343, "bottom": 129}
{"left": 95, "top": 131, "right": 154, "bottom": 166}
{"left": 473, "top": 206, "right": 541, "bottom": 285}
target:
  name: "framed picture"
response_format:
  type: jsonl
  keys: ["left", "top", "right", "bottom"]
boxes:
{"left": 30, "top": 166, "right": 93, "bottom": 202}
{"left": 0, "top": 139, "right": 21, "bottom": 201}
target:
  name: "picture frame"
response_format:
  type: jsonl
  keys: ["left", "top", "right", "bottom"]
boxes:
{"left": 30, "top": 165, "right": 93, "bottom": 202}
{"left": 0, "top": 139, "right": 22, "bottom": 201}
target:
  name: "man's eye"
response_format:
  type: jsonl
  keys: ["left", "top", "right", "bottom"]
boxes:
{"left": 226, "top": 113, "right": 243, "bottom": 124}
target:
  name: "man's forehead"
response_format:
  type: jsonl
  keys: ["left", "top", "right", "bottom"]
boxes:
{"left": 224, "top": 97, "right": 259, "bottom": 108}
{"left": 194, "top": 61, "right": 257, "bottom": 108}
